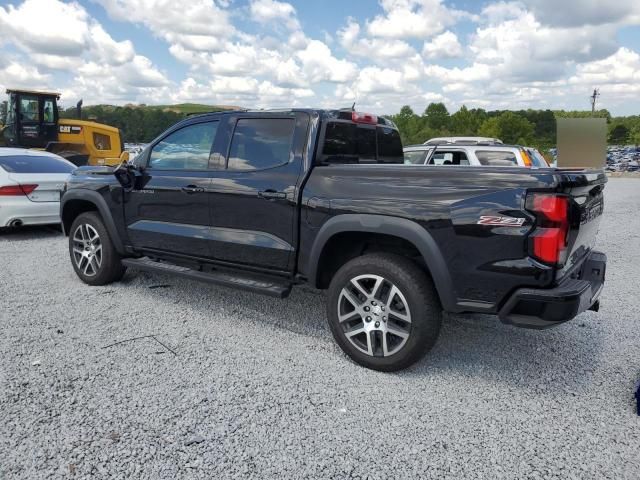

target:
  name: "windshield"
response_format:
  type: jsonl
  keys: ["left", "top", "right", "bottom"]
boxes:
{"left": 0, "top": 155, "right": 75, "bottom": 174}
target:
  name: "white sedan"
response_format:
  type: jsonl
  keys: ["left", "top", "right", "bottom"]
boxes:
{"left": 0, "top": 148, "right": 76, "bottom": 228}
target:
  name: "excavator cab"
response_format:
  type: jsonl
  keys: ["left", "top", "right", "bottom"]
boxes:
{"left": 2, "top": 89, "right": 60, "bottom": 149}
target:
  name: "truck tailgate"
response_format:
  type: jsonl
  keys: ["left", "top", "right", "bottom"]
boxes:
{"left": 557, "top": 169, "right": 607, "bottom": 280}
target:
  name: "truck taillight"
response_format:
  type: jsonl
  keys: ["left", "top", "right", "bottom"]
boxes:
{"left": 0, "top": 184, "right": 38, "bottom": 196}
{"left": 526, "top": 193, "right": 569, "bottom": 264}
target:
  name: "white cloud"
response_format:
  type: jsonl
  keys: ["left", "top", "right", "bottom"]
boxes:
{"left": 566, "top": 47, "right": 640, "bottom": 105}
{"left": 296, "top": 40, "right": 358, "bottom": 83}
{"left": 0, "top": 0, "right": 168, "bottom": 104}
{"left": 422, "top": 30, "right": 463, "bottom": 59}
{"left": 339, "top": 20, "right": 416, "bottom": 61}
{"left": 89, "top": 24, "right": 135, "bottom": 66}
{"left": 471, "top": 7, "right": 619, "bottom": 81}
{"left": 0, "top": 0, "right": 89, "bottom": 56}
{"left": 99, "top": 0, "right": 234, "bottom": 52}
{"left": 249, "top": 0, "right": 301, "bottom": 31}
{"left": 521, "top": 0, "right": 640, "bottom": 27}
{"left": 424, "top": 1, "right": 624, "bottom": 107}
{"left": 0, "top": 62, "right": 50, "bottom": 91}
{"left": 169, "top": 76, "right": 313, "bottom": 108}
{"left": 366, "top": 0, "right": 473, "bottom": 39}
{"left": 356, "top": 67, "right": 409, "bottom": 94}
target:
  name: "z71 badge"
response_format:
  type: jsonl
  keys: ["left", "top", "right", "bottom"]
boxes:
{"left": 477, "top": 215, "right": 526, "bottom": 226}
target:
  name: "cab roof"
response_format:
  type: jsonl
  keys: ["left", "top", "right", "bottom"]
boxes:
{"left": 6, "top": 88, "right": 61, "bottom": 98}
{"left": 185, "top": 108, "right": 397, "bottom": 128}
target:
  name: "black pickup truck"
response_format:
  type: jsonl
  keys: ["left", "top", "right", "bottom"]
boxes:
{"left": 60, "top": 109, "right": 607, "bottom": 371}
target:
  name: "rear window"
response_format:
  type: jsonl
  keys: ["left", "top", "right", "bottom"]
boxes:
{"left": 320, "top": 122, "right": 403, "bottom": 164}
{"left": 526, "top": 148, "right": 549, "bottom": 167}
{"left": 404, "top": 150, "right": 427, "bottom": 164}
{"left": 475, "top": 150, "right": 518, "bottom": 166}
{"left": 0, "top": 155, "right": 75, "bottom": 174}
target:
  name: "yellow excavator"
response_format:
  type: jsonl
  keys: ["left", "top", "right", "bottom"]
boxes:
{"left": 0, "top": 89, "right": 128, "bottom": 166}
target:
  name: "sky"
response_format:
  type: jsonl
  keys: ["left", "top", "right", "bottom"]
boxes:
{"left": 0, "top": 0, "right": 639, "bottom": 115}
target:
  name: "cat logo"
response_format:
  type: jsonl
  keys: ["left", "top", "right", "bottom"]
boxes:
{"left": 59, "top": 125, "right": 82, "bottom": 134}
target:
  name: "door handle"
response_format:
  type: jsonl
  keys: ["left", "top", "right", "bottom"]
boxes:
{"left": 181, "top": 185, "right": 205, "bottom": 194}
{"left": 258, "top": 190, "right": 287, "bottom": 200}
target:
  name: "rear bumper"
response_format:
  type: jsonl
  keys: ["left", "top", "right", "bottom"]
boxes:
{"left": 0, "top": 197, "right": 61, "bottom": 227}
{"left": 498, "top": 251, "right": 606, "bottom": 329}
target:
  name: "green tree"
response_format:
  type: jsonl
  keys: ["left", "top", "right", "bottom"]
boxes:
{"left": 396, "top": 105, "right": 415, "bottom": 124}
{"left": 497, "top": 111, "right": 535, "bottom": 144}
{"left": 449, "top": 105, "right": 482, "bottom": 135}
{"left": 629, "top": 126, "right": 640, "bottom": 145}
{"left": 608, "top": 124, "right": 629, "bottom": 144}
{"left": 423, "top": 102, "right": 450, "bottom": 130}
{"left": 477, "top": 112, "right": 534, "bottom": 144}
{"left": 554, "top": 109, "right": 611, "bottom": 122}
{"left": 478, "top": 117, "right": 501, "bottom": 139}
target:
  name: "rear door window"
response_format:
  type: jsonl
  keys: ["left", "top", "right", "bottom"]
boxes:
{"left": 428, "top": 149, "right": 469, "bottom": 165}
{"left": 475, "top": 150, "right": 518, "bottom": 166}
{"left": 227, "top": 118, "right": 295, "bottom": 171}
{"left": 0, "top": 154, "right": 75, "bottom": 173}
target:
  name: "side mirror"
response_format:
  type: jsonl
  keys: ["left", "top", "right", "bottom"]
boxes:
{"left": 114, "top": 166, "right": 135, "bottom": 190}
{"left": 114, "top": 164, "right": 151, "bottom": 191}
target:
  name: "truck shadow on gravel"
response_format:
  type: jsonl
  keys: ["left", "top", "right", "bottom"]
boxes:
{"left": 122, "top": 271, "right": 605, "bottom": 395}
{"left": 0, "top": 225, "right": 63, "bottom": 240}
{"left": 406, "top": 311, "right": 606, "bottom": 394}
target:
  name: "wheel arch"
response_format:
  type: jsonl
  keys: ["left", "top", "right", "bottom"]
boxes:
{"left": 61, "top": 190, "right": 125, "bottom": 254}
{"left": 307, "top": 214, "right": 458, "bottom": 312}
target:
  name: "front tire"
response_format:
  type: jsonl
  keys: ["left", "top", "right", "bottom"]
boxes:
{"left": 327, "top": 253, "right": 442, "bottom": 372}
{"left": 69, "top": 211, "right": 126, "bottom": 285}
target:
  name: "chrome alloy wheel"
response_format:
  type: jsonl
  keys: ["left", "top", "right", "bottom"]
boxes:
{"left": 72, "top": 223, "right": 103, "bottom": 277}
{"left": 338, "top": 274, "right": 412, "bottom": 357}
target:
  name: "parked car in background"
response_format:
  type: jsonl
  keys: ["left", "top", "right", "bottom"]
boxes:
{"left": 424, "top": 136, "right": 503, "bottom": 146}
{"left": 404, "top": 142, "right": 548, "bottom": 167}
{"left": 0, "top": 148, "right": 75, "bottom": 228}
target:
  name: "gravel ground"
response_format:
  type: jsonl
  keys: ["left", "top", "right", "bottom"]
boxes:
{"left": 1, "top": 178, "right": 639, "bottom": 479}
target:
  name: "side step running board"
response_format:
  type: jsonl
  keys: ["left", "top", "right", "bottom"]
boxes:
{"left": 122, "top": 257, "right": 292, "bottom": 298}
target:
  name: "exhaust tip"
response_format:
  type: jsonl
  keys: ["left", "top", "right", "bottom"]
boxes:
{"left": 9, "top": 219, "right": 23, "bottom": 228}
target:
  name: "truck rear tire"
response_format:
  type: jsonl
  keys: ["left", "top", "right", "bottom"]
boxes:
{"left": 68, "top": 212, "right": 126, "bottom": 285}
{"left": 326, "top": 253, "right": 442, "bottom": 371}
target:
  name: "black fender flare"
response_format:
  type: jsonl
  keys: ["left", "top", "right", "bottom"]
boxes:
{"left": 307, "top": 214, "right": 458, "bottom": 312}
{"left": 60, "top": 189, "right": 126, "bottom": 254}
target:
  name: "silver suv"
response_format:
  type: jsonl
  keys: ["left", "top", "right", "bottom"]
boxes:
{"left": 404, "top": 140, "right": 548, "bottom": 168}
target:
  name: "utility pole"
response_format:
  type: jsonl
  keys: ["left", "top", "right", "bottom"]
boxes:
{"left": 590, "top": 88, "right": 600, "bottom": 115}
